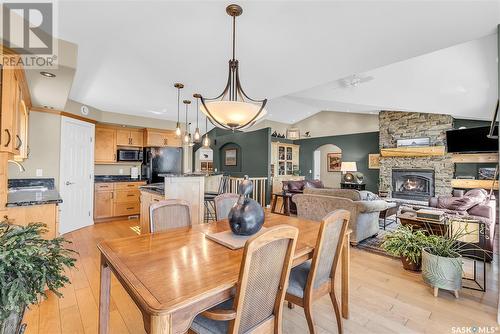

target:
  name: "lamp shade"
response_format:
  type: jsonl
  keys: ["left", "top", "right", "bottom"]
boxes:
{"left": 201, "top": 101, "right": 267, "bottom": 129}
{"left": 340, "top": 162, "right": 357, "bottom": 172}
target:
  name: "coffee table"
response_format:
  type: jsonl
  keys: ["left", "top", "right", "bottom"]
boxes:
{"left": 397, "top": 211, "right": 449, "bottom": 236}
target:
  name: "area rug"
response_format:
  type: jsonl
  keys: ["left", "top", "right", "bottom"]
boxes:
{"left": 355, "top": 218, "right": 399, "bottom": 258}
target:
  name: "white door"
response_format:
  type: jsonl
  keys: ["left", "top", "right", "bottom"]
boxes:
{"left": 313, "top": 150, "right": 321, "bottom": 180}
{"left": 59, "top": 116, "right": 95, "bottom": 234}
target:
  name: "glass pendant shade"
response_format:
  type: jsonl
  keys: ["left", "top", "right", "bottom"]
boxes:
{"left": 184, "top": 132, "right": 190, "bottom": 144}
{"left": 175, "top": 123, "right": 182, "bottom": 136}
{"left": 174, "top": 83, "right": 184, "bottom": 138}
{"left": 202, "top": 134, "right": 210, "bottom": 147}
{"left": 194, "top": 128, "right": 201, "bottom": 141}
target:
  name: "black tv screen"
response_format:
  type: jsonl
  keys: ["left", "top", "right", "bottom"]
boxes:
{"left": 446, "top": 126, "right": 498, "bottom": 153}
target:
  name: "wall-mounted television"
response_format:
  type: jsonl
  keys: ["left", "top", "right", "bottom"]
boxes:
{"left": 446, "top": 126, "right": 499, "bottom": 153}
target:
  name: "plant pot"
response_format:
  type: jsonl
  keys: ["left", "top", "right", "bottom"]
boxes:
{"left": 0, "top": 308, "right": 26, "bottom": 334}
{"left": 400, "top": 256, "right": 421, "bottom": 271}
{"left": 421, "top": 248, "right": 462, "bottom": 292}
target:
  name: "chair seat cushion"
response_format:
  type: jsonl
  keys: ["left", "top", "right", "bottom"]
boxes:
{"left": 286, "top": 261, "right": 311, "bottom": 298}
{"left": 191, "top": 299, "right": 233, "bottom": 334}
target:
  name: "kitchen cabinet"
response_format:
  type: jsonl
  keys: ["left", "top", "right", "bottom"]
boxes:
{"left": 139, "top": 190, "right": 164, "bottom": 234}
{"left": 143, "top": 128, "right": 181, "bottom": 147}
{"left": 6, "top": 204, "right": 58, "bottom": 239}
{"left": 116, "top": 128, "right": 143, "bottom": 147}
{"left": 14, "top": 97, "right": 29, "bottom": 161}
{"left": 94, "top": 181, "right": 146, "bottom": 222}
{"left": 95, "top": 126, "right": 117, "bottom": 163}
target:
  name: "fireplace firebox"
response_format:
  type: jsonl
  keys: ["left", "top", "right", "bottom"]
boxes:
{"left": 392, "top": 169, "right": 434, "bottom": 201}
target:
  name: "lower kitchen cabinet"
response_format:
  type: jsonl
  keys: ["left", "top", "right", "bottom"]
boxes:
{"left": 139, "top": 190, "right": 164, "bottom": 234}
{"left": 94, "top": 181, "right": 146, "bottom": 222}
{"left": 6, "top": 204, "right": 58, "bottom": 239}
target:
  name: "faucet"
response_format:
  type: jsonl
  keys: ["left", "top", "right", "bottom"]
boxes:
{"left": 8, "top": 160, "right": 25, "bottom": 172}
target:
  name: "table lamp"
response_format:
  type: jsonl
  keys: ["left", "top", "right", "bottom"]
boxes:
{"left": 341, "top": 162, "right": 357, "bottom": 183}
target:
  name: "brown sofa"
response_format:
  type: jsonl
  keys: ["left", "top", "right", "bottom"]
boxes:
{"left": 295, "top": 188, "right": 389, "bottom": 245}
{"left": 282, "top": 179, "right": 325, "bottom": 214}
{"left": 428, "top": 188, "right": 496, "bottom": 257}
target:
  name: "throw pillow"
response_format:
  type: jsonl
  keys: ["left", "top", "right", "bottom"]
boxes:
{"left": 446, "top": 196, "right": 483, "bottom": 211}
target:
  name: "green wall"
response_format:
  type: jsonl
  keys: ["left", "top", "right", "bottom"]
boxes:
{"left": 294, "top": 131, "right": 380, "bottom": 193}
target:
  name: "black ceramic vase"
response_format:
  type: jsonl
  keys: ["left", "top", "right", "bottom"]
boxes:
{"left": 228, "top": 175, "right": 265, "bottom": 236}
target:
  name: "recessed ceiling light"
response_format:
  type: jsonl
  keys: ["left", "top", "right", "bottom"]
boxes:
{"left": 40, "top": 71, "right": 56, "bottom": 78}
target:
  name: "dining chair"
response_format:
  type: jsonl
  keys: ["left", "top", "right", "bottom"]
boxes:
{"left": 204, "top": 175, "right": 230, "bottom": 223}
{"left": 189, "top": 225, "right": 299, "bottom": 334}
{"left": 149, "top": 199, "right": 191, "bottom": 233}
{"left": 285, "top": 209, "right": 350, "bottom": 334}
{"left": 214, "top": 193, "right": 239, "bottom": 221}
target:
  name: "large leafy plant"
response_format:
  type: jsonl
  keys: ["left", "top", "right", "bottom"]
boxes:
{"left": 381, "top": 225, "right": 429, "bottom": 264}
{"left": 0, "top": 221, "right": 76, "bottom": 321}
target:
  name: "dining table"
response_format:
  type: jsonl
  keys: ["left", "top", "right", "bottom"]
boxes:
{"left": 97, "top": 212, "right": 352, "bottom": 334}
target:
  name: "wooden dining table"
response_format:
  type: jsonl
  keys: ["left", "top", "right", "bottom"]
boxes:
{"left": 97, "top": 212, "right": 351, "bottom": 334}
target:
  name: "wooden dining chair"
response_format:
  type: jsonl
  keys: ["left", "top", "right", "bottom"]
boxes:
{"left": 285, "top": 209, "right": 350, "bottom": 334}
{"left": 189, "top": 225, "right": 299, "bottom": 334}
{"left": 149, "top": 199, "right": 191, "bottom": 233}
{"left": 214, "top": 193, "right": 239, "bottom": 221}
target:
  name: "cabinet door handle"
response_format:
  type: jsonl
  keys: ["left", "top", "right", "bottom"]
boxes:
{"left": 127, "top": 194, "right": 134, "bottom": 197}
{"left": 15, "top": 135, "right": 22, "bottom": 150}
{"left": 127, "top": 207, "right": 134, "bottom": 210}
{"left": 4, "top": 129, "right": 11, "bottom": 147}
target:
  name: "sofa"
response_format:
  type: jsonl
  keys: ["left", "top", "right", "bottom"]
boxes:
{"left": 428, "top": 188, "right": 496, "bottom": 257}
{"left": 294, "top": 188, "right": 389, "bottom": 245}
{"left": 282, "top": 179, "right": 325, "bottom": 214}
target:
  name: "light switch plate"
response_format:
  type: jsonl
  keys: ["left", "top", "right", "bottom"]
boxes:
{"left": 36, "top": 169, "right": 43, "bottom": 177}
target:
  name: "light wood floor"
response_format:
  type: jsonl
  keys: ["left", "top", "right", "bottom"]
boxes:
{"left": 23, "top": 218, "right": 498, "bottom": 334}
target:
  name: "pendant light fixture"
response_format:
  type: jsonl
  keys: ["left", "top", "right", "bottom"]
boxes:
{"left": 193, "top": 93, "right": 201, "bottom": 142}
{"left": 183, "top": 99, "right": 192, "bottom": 145}
{"left": 200, "top": 4, "right": 267, "bottom": 131}
{"left": 202, "top": 113, "right": 211, "bottom": 148}
{"left": 174, "top": 83, "right": 184, "bottom": 137}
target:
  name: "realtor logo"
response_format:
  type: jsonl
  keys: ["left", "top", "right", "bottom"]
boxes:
{"left": 2, "top": 2, "right": 53, "bottom": 54}
{"left": 1, "top": 2, "right": 57, "bottom": 68}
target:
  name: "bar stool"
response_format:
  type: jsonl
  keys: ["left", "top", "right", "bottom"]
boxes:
{"left": 204, "top": 175, "right": 229, "bottom": 223}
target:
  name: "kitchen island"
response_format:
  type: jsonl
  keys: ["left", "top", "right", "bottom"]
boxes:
{"left": 139, "top": 174, "right": 205, "bottom": 234}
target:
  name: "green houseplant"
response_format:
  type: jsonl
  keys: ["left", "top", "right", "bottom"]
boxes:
{"left": 0, "top": 221, "right": 76, "bottom": 334}
{"left": 381, "top": 225, "right": 429, "bottom": 271}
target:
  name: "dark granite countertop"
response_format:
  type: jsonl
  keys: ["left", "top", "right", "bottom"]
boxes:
{"left": 94, "top": 175, "right": 145, "bottom": 183}
{"left": 7, "top": 178, "right": 62, "bottom": 207}
{"left": 139, "top": 183, "right": 164, "bottom": 196}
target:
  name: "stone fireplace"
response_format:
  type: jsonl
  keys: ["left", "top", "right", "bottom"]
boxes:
{"left": 392, "top": 169, "right": 435, "bottom": 201}
{"left": 379, "top": 111, "right": 454, "bottom": 199}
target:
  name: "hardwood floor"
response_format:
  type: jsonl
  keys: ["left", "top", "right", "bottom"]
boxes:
{"left": 23, "top": 218, "right": 498, "bottom": 334}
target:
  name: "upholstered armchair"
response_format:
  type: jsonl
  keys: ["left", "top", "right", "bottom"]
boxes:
{"left": 296, "top": 188, "right": 388, "bottom": 245}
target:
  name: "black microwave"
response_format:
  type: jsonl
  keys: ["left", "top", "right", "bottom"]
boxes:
{"left": 117, "top": 149, "right": 143, "bottom": 162}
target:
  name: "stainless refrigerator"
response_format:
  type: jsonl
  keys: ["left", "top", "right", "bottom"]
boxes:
{"left": 142, "top": 147, "right": 183, "bottom": 183}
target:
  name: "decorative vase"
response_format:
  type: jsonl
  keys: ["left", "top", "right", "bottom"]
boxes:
{"left": 421, "top": 248, "right": 462, "bottom": 295}
{"left": 0, "top": 308, "right": 26, "bottom": 334}
{"left": 228, "top": 175, "right": 264, "bottom": 236}
{"left": 400, "top": 256, "right": 421, "bottom": 272}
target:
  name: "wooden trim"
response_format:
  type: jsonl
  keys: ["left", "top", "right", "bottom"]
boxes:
{"left": 451, "top": 179, "right": 499, "bottom": 190}
{"left": 31, "top": 106, "right": 97, "bottom": 124}
{"left": 451, "top": 153, "right": 499, "bottom": 164}
{"left": 380, "top": 146, "right": 446, "bottom": 157}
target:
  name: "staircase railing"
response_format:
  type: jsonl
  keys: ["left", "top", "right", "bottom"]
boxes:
{"left": 228, "top": 176, "right": 268, "bottom": 207}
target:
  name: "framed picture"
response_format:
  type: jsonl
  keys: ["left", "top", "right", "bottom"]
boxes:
{"left": 224, "top": 148, "right": 237, "bottom": 166}
{"left": 286, "top": 128, "right": 300, "bottom": 140}
{"left": 478, "top": 168, "right": 497, "bottom": 180}
{"left": 368, "top": 154, "right": 380, "bottom": 169}
{"left": 396, "top": 137, "right": 430, "bottom": 147}
{"left": 327, "top": 153, "right": 342, "bottom": 172}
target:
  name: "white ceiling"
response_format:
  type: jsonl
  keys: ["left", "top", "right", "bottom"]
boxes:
{"left": 56, "top": 1, "right": 500, "bottom": 124}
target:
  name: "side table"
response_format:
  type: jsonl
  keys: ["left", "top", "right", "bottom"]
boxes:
{"left": 270, "top": 192, "right": 294, "bottom": 216}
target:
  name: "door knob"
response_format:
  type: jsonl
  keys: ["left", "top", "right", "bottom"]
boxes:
{"left": 65, "top": 181, "right": 75, "bottom": 186}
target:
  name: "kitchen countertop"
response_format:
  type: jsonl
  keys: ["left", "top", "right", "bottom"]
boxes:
{"left": 139, "top": 183, "right": 164, "bottom": 196}
{"left": 7, "top": 178, "right": 62, "bottom": 207}
{"left": 94, "top": 175, "right": 145, "bottom": 183}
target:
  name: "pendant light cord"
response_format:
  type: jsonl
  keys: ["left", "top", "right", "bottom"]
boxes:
{"left": 232, "top": 15, "right": 236, "bottom": 61}
{"left": 177, "top": 88, "right": 180, "bottom": 122}
{"left": 196, "top": 98, "right": 199, "bottom": 127}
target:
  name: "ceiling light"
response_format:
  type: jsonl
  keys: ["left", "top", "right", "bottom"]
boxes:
{"left": 193, "top": 94, "right": 202, "bottom": 143}
{"left": 183, "top": 100, "right": 193, "bottom": 146}
{"left": 40, "top": 71, "right": 56, "bottom": 78}
{"left": 174, "top": 83, "right": 184, "bottom": 137}
{"left": 200, "top": 4, "right": 267, "bottom": 131}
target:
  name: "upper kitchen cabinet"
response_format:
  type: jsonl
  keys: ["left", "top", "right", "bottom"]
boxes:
{"left": 116, "top": 128, "right": 143, "bottom": 147}
{"left": 0, "top": 62, "right": 31, "bottom": 157}
{"left": 95, "top": 125, "right": 117, "bottom": 163}
{"left": 143, "top": 128, "right": 181, "bottom": 147}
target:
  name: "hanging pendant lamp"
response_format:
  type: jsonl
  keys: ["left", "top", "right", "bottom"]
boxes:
{"left": 174, "top": 83, "right": 184, "bottom": 137}
{"left": 193, "top": 93, "right": 201, "bottom": 142}
{"left": 202, "top": 112, "right": 211, "bottom": 148}
{"left": 183, "top": 100, "right": 193, "bottom": 146}
{"left": 200, "top": 4, "right": 267, "bottom": 131}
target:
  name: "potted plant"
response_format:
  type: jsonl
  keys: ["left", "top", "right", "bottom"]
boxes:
{"left": 381, "top": 225, "right": 429, "bottom": 271}
{"left": 0, "top": 221, "right": 76, "bottom": 334}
